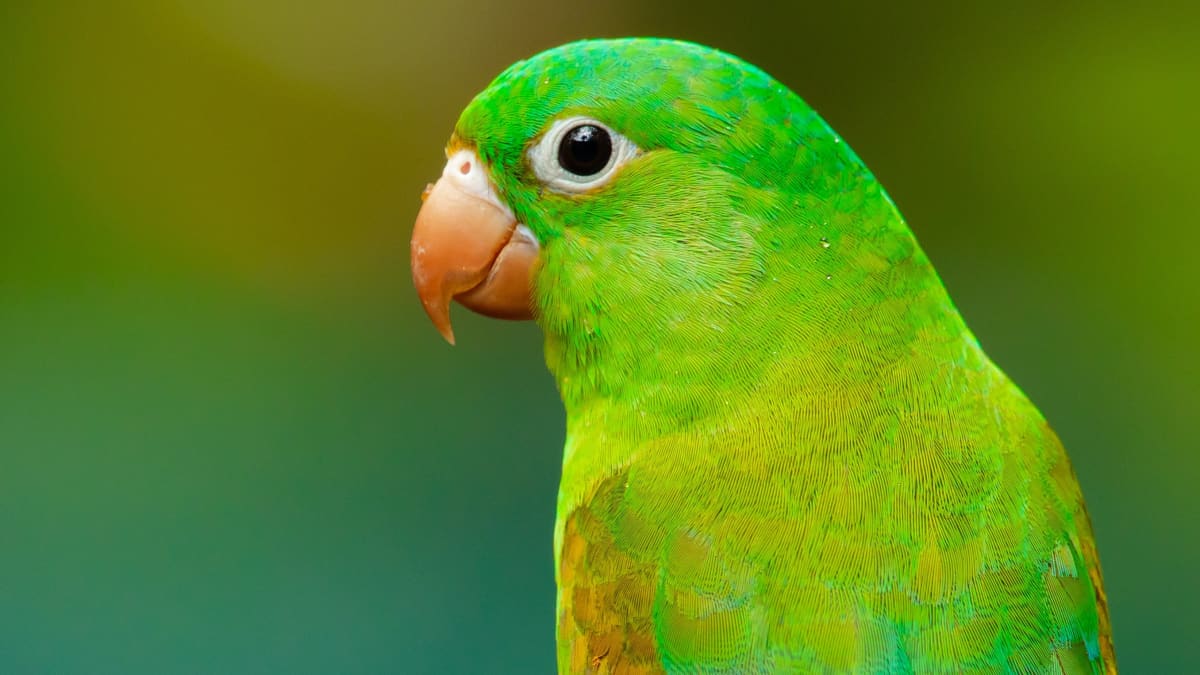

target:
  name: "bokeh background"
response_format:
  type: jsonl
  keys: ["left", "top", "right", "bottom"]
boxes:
{"left": 1, "top": 2, "right": 1196, "bottom": 672}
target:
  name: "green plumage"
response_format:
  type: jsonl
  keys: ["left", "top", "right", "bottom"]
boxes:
{"left": 452, "top": 38, "right": 1114, "bottom": 673}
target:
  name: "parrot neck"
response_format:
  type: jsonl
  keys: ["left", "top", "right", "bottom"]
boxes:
{"left": 538, "top": 205, "right": 980, "bottom": 509}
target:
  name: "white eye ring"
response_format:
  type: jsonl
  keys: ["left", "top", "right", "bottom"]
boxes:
{"left": 527, "top": 117, "right": 639, "bottom": 194}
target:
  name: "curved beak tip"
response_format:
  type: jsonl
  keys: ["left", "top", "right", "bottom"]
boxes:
{"left": 420, "top": 299, "right": 458, "bottom": 345}
{"left": 410, "top": 248, "right": 458, "bottom": 346}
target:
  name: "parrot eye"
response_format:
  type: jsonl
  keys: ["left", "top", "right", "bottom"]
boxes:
{"left": 528, "top": 117, "right": 638, "bottom": 193}
{"left": 558, "top": 125, "right": 611, "bottom": 176}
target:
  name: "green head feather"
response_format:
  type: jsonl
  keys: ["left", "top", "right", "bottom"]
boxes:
{"left": 455, "top": 39, "right": 956, "bottom": 421}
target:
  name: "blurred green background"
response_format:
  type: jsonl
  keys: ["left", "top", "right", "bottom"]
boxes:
{"left": 1, "top": 2, "right": 1195, "bottom": 672}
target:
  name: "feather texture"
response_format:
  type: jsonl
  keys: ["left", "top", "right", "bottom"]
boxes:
{"left": 452, "top": 39, "right": 1114, "bottom": 673}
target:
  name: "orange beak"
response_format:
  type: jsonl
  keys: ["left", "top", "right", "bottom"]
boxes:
{"left": 410, "top": 149, "right": 538, "bottom": 344}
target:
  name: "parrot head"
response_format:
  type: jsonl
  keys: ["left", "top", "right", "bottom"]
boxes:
{"left": 412, "top": 38, "right": 925, "bottom": 407}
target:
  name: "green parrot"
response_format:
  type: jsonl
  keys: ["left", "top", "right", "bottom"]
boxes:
{"left": 410, "top": 38, "right": 1115, "bottom": 673}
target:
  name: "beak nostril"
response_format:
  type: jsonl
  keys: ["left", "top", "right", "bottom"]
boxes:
{"left": 459, "top": 162, "right": 471, "bottom": 175}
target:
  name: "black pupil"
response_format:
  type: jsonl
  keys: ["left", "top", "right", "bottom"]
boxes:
{"left": 558, "top": 124, "right": 612, "bottom": 177}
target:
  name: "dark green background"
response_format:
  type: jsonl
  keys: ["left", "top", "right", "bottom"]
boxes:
{"left": 2, "top": 2, "right": 1195, "bottom": 672}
